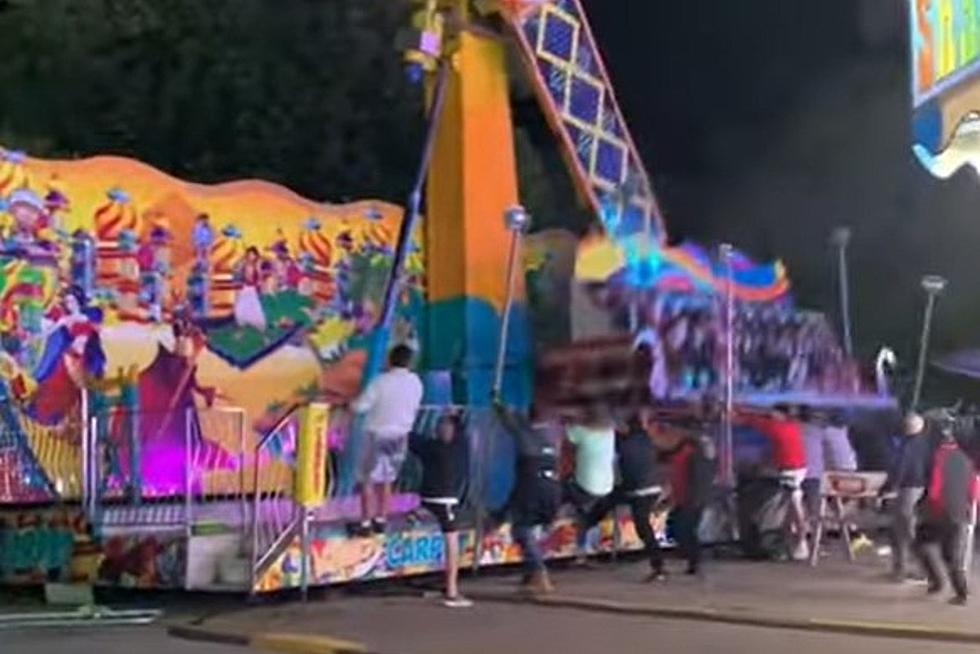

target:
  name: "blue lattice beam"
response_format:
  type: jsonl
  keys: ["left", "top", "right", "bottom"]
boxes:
{"left": 499, "top": 0, "right": 665, "bottom": 242}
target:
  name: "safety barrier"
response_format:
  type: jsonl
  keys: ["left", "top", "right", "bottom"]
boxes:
{"left": 250, "top": 404, "right": 302, "bottom": 591}
{"left": 82, "top": 405, "right": 249, "bottom": 532}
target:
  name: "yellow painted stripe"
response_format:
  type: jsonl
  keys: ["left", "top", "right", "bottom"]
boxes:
{"left": 251, "top": 632, "right": 367, "bottom": 654}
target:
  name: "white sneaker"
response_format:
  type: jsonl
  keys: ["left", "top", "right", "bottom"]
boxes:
{"left": 443, "top": 595, "right": 474, "bottom": 608}
{"left": 791, "top": 541, "right": 810, "bottom": 561}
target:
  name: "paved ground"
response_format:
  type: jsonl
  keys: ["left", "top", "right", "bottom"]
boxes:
{"left": 192, "top": 597, "right": 971, "bottom": 654}
{"left": 5, "top": 627, "right": 243, "bottom": 654}
{"left": 7, "top": 547, "right": 980, "bottom": 653}
{"left": 462, "top": 552, "right": 980, "bottom": 632}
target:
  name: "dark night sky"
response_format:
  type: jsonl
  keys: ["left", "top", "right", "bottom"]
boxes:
{"left": 577, "top": 1, "right": 980, "bottom": 400}
{"left": 586, "top": 0, "right": 862, "bottom": 177}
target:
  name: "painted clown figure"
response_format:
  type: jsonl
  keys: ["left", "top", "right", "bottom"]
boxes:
{"left": 5, "top": 188, "right": 55, "bottom": 256}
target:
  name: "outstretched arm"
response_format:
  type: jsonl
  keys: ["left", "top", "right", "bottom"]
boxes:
{"left": 352, "top": 379, "right": 379, "bottom": 415}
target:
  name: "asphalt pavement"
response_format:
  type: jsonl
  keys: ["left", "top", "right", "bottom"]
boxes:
{"left": 4, "top": 602, "right": 977, "bottom": 654}
{"left": 6, "top": 626, "right": 245, "bottom": 654}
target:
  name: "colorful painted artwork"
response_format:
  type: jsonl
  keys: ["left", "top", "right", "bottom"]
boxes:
{"left": 254, "top": 511, "right": 669, "bottom": 592}
{"left": 0, "top": 146, "right": 424, "bottom": 503}
{"left": 0, "top": 509, "right": 98, "bottom": 584}
{"left": 910, "top": 0, "right": 980, "bottom": 178}
{"left": 911, "top": 0, "right": 980, "bottom": 105}
{"left": 97, "top": 532, "right": 185, "bottom": 589}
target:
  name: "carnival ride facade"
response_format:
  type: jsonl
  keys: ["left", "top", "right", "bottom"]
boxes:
{"left": 0, "top": 0, "right": 881, "bottom": 593}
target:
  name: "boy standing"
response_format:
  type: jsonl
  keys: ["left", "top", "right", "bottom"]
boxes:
{"left": 412, "top": 412, "right": 471, "bottom": 608}
{"left": 352, "top": 344, "right": 423, "bottom": 535}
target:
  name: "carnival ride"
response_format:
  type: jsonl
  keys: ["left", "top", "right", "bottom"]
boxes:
{"left": 0, "top": 0, "right": 885, "bottom": 594}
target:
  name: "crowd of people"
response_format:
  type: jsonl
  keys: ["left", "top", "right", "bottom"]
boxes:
{"left": 636, "top": 296, "right": 862, "bottom": 400}
{"left": 346, "top": 344, "right": 979, "bottom": 609}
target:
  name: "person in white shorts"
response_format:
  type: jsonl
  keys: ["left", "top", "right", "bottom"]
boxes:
{"left": 352, "top": 344, "right": 423, "bottom": 535}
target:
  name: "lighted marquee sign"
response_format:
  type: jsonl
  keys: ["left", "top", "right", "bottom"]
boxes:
{"left": 911, "top": 0, "right": 980, "bottom": 106}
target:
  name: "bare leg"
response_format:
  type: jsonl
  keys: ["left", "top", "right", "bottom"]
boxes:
{"left": 786, "top": 486, "right": 809, "bottom": 559}
{"left": 378, "top": 481, "right": 392, "bottom": 521}
{"left": 445, "top": 531, "right": 460, "bottom": 599}
{"left": 361, "top": 484, "right": 376, "bottom": 522}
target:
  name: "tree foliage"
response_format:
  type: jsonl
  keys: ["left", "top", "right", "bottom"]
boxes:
{"left": 0, "top": 0, "right": 592, "bottom": 232}
{"left": 0, "top": 0, "right": 425, "bottom": 203}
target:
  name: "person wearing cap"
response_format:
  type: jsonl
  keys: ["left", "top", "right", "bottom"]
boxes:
{"left": 883, "top": 412, "right": 932, "bottom": 582}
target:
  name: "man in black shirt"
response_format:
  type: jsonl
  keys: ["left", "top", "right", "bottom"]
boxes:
{"left": 581, "top": 409, "right": 665, "bottom": 580}
{"left": 495, "top": 402, "right": 563, "bottom": 595}
{"left": 883, "top": 413, "right": 932, "bottom": 581}
{"left": 412, "top": 412, "right": 471, "bottom": 607}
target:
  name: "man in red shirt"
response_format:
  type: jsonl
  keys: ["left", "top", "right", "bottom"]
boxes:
{"left": 740, "top": 404, "right": 809, "bottom": 561}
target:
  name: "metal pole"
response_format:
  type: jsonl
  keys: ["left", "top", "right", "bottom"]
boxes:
{"left": 360, "top": 58, "right": 452, "bottom": 389}
{"left": 492, "top": 206, "right": 530, "bottom": 400}
{"left": 831, "top": 227, "right": 853, "bottom": 357}
{"left": 300, "top": 508, "right": 310, "bottom": 602}
{"left": 81, "top": 392, "right": 91, "bottom": 522}
{"left": 720, "top": 243, "right": 735, "bottom": 489}
{"left": 911, "top": 275, "right": 946, "bottom": 410}
{"left": 239, "top": 409, "right": 247, "bottom": 532}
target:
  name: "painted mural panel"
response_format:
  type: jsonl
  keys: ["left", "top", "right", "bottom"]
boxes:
{"left": 255, "top": 512, "right": 669, "bottom": 592}
{"left": 910, "top": 0, "right": 980, "bottom": 177}
{"left": 0, "top": 146, "right": 423, "bottom": 503}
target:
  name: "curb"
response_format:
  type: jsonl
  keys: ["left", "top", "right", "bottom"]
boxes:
{"left": 468, "top": 591, "right": 980, "bottom": 645}
{"left": 168, "top": 623, "right": 371, "bottom": 654}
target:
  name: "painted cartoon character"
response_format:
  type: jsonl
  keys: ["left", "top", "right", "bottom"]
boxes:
{"left": 234, "top": 246, "right": 268, "bottom": 331}
{"left": 6, "top": 188, "right": 51, "bottom": 250}
{"left": 192, "top": 213, "right": 215, "bottom": 264}
{"left": 29, "top": 287, "right": 105, "bottom": 424}
{"left": 309, "top": 535, "right": 384, "bottom": 583}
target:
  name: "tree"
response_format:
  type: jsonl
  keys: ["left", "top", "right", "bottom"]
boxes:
{"left": 0, "top": 1, "right": 425, "bottom": 204}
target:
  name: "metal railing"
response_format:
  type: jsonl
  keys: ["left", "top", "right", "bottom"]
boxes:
{"left": 83, "top": 406, "right": 248, "bottom": 532}
{"left": 249, "top": 404, "right": 303, "bottom": 592}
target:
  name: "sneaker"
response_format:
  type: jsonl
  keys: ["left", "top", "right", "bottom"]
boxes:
{"left": 791, "top": 541, "right": 810, "bottom": 562}
{"left": 949, "top": 595, "right": 968, "bottom": 607}
{"left": 927, "top": 582, "right": 944, "bottom": 595}
{"left": 523, "top": 570, "right": 555, "bottom": 595}
{"left": 849, "top": 534, "right": 873, "bottom": 556}
{"left": 347, "top": 521, "right": 373, "bottom": 538}
{"left": 371, "top": 518, "right": 388, "bottom": 535}
{"left": 645, "top": 570, "right": 667, "bottom": 583}
{"left": 443, "top": 595, "right": 474, "bottom": 608}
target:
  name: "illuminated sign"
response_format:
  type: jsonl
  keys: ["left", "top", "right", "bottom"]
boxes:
{"left": 911, "top": 0, "right": 980, "bottom": 105}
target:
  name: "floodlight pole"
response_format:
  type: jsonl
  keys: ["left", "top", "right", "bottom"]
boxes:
{"left": 491, "top": 205, "right": 531, "bottom": 401}
{"left": 831, "top": 227, "right": 853, "bottom": 357}
{"left": 911, "top": 274, "right": 947, "bottom": 410}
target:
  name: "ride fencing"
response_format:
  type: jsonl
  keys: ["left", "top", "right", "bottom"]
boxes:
{"left": 84, "top": 405, "right": 250, "bottom": 533}
{"left": 249, "top": 405, "right": 302, "bottom": 589}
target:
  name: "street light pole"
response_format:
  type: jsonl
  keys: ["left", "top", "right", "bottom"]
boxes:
{"left": 911, "top": 274, "right": 947, "bottom": 410}
{"left": 831, "top": 227, "right": 853, "bottom": 357}
{"left": 491, "top": 205, "right": 530, "bottom": 402}
{"left": 719, "top": 242, "right": 735, "bottom": 489}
